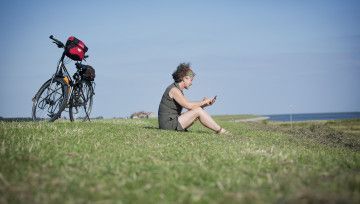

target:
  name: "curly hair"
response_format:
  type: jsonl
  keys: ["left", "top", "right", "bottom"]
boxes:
{"left": 172, "top": 62, "right": 195, "bottom": 83}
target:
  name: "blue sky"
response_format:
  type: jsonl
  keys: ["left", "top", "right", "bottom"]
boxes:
{"left": 0, "top": 0, "right": 359, "bottom": 118}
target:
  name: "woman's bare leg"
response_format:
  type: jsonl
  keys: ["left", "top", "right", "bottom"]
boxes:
{"left": 178, "top": 107, "right": 221, "bottom": 131}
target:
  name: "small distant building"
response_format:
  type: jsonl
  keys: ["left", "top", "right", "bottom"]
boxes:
{"left": 130, "top": 111, "right": 154, "bottom": 119}
{"left": 148, "top": 112, "right": 157, "bottom": 118}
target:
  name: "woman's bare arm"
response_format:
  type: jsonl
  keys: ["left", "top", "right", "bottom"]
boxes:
{"left": 169, "top": 87, "right": 212, "bottom": 110}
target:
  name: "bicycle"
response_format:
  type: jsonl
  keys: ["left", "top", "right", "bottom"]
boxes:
{"left": 32, "top": 35, "right": 95, "bottom": 122}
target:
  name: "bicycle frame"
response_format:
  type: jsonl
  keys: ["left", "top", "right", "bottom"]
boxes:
{"left": 49, "top": 54, "right": 92, "bottom": 121}
{"left": 48, "top": 53, "right": 75, "bottom": 105}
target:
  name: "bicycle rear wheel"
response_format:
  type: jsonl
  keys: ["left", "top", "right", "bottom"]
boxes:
{"left": 32, "top": 77, "right": 69, "bottom": 122}
{"left": 69, "top": 80, "right": 94, "bottom": 121}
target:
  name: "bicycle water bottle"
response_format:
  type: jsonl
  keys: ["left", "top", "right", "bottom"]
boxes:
{"left": 63, "top": 76, "right": 71, "bottom": 95}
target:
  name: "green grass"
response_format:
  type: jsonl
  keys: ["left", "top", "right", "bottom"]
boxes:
{"left": 0, "top": 118, "right": 359, "bottom": 203}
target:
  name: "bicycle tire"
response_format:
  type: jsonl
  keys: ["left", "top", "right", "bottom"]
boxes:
{"left": 69, "top": 80, "right": 94, "bottom": 122}
{"left": 32, "top": 77, "right": 69, "bottom": 122}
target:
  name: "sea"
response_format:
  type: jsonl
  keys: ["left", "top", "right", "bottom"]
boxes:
{"left": 265, "top": 112, "right": 360, "bottom": 122}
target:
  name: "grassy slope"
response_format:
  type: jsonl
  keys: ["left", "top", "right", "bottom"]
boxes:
{"left": 0, "top": 118, "right": 359, "bottom": 203}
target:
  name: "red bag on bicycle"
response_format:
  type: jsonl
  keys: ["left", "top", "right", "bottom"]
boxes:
{"left": 65, "top": 36, "right": 88, "bottom": 61}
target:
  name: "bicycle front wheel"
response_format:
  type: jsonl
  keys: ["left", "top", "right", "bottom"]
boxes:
{"left": 32, "top": 77, "right": 69, "bottom": 122}
{"left": 69, "top": 80, "right": 94, "bottom": 122}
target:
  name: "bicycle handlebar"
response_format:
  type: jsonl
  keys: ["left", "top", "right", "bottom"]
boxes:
{"left": 49, "top": 35, "right": 64, "bottom": 48}
{"left": 49, "top": 35, "right": 89, "bottom": 61}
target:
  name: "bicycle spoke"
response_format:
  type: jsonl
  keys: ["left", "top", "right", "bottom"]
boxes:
{"left": 32, "top": 78, "right": 67, "bottom": 121}
{"left": 70, "top": 80, "right": 93, "bottom": 121}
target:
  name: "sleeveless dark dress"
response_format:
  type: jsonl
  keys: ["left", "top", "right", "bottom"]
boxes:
{"left": 158, "top": 83, "right": 184, "bottom": 131}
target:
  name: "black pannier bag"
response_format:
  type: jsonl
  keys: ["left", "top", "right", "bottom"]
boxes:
{"left": 65, "top": 36, "right": 88, "bottom": 61}
{"left": 80, "top": 65, "right": 96, "bottom": 81}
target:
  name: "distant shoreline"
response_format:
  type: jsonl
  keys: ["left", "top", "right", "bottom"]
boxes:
{"left": 233, "top": 117, "right": 269, "bottom": 122}
{"left": 265, "top": 112, "right": 360, "bottom": 122}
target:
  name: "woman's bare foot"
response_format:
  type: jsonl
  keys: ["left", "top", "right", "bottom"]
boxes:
{"left": 216, "top": 127, "right": 231, "bottom": 135}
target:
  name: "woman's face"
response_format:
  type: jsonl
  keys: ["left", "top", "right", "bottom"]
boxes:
{"left": 183, "top": 76, "right": 194, "bottom": 89}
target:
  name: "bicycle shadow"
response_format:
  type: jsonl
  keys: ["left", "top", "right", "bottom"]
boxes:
{"left": 0, "top": 117, "right": 33, "bottom": 122}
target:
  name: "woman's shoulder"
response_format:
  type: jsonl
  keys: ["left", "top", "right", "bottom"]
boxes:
{"left": 164, "top": 83, "right": 174, "bottom": 90}
{"left": 165, "top": 83, "right": 179, "bottom": 92}
{"left": 169, "top": 85, "right": 183, "bottom": 98}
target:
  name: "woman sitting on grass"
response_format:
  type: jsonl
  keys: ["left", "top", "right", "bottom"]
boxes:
{"left": 158, "top": 62, "right": 229, "bottom": 134}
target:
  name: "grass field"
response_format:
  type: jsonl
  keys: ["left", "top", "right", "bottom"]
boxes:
{"left": 0, "top": 117, "right": 359, "bottom": 203}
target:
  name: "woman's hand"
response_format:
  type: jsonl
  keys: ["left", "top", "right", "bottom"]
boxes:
{"left": 201, "top": 97, "right": 213, "bottom": 107}
{"left": 209, "top": 96, "right": 216, "bottom": 105}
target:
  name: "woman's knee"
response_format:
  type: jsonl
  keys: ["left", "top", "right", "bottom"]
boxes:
{"left": 194, "top": 107, "right": 208, "bottom": 116}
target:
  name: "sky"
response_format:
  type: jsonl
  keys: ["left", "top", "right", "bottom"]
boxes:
{"left": 0, "top": 0, "right": 359, "bottom": 118}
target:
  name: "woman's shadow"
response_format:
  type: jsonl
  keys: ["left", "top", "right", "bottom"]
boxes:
{"left": 143, "top": 126, "right": 208, "bottom": 134}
